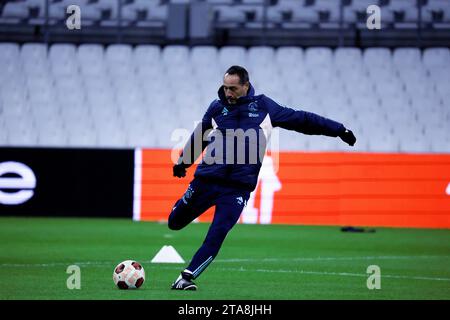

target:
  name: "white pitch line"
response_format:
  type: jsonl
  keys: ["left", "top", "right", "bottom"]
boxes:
{"left": 2, "top": 256, "right": 450, "bottom": 282}
{"left": 0, "top": 261, "right": 112, "bottom": 267}
{"left": 215, "top": 255, "right": 450, "bottom": 263}
{"left": 1, "top": 255, "right": 448, "bottom": 268}
{"left": 213, "top": 267, "right": 450, "bottom": 282}
{"left": 152, "top": 265, "right": 450, "bottom": 282}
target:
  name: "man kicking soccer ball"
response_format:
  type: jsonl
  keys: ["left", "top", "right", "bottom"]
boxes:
{"left": 169, "top": 66, "right": 356, "bottom": 290}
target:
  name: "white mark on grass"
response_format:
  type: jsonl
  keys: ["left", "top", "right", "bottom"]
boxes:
{"left": 2, "top": 255, "right": 448, "bottom": 268}
{"left": 215, "top": 267, "right": 450, "bottom": 283}
{"left": 215, "top": 255, "right": 448, "bottom": 263}
{"left": 3, "top": 256, "right": 450, "bottom": 282}
{"left": 153, "top": 265, "right": 450, "bottom": 282}
{"left": 0, "top": 261, "right": 120, "bottom": 267}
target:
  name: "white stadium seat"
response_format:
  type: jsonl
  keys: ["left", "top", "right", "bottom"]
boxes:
{"left": 305, "top": 47, "right": 333, "bottom": 69}
{"left": 77, "top": 44, "right": 104, "bottom": 62}
{"left": 190, "top": 46, "right": 218, "bottom": 67}
{"left": 334, "top": 47, "right": 363, "bottom": 71}
{"left": 423, "top": 47, "right": 450, "bottom": 69}
{"left": 275, "top": 47, "right": 304, "bottom": 65}
{"left": 393, "top": 48, "right": 422, "bottom": 71}
{"left": 218, "top": 46, "right": 248, "bottom": 70}
{"left": 79, "top": 58, "right": 108, "bottom": 77}
{"left": 1, "top": 2, "right": 29, "bottom": 22}
{"left": 105, "top": 44, "right": 133, "bottom": 64}
{"left": 162, "top": 45, "right": 190, "bottom": 66}
{"left": 21, "top": 43, "right": 48, "bottom": 61}
{"left": 0, "top": 43, "right": 20, "bottom": 62}
{"left": 49, "top": 43, "right": 77, "bottom": 62}
{"left": 134, "top": 45, "right": 161, "bottom": 66}
{"left": 247, "top": 46, "right": 276, "bottom": 71}
{"left": 363, "top": 47, "right": 392, "bottom": 68}
{"left": 215, "top": 6, "right": 247, "bottom": 24}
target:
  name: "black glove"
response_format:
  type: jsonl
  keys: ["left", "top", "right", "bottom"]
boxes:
{"left": 339, "top": 128, "right": 356, "bottom": 146}
{"left": 173, "top": 163, "right": 187, "bottom": 178}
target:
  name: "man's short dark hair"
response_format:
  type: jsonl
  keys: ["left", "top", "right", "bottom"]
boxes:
{"left": 225, "top": 65, "right": 250, "bottom": 85}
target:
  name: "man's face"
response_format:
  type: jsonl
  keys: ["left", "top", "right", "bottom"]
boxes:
{"left": 223, "top": 73, "right": 249, "bottom": 105}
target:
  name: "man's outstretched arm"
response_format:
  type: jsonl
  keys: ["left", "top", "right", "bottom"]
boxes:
{"left": 173, "top": 101, "right": 217, "bottom": 178}
{"left": 173, "top": 122, "right": 211, "bottom": 178}
{"left": 265, "top": 96, "right": 357, "bottom": 146}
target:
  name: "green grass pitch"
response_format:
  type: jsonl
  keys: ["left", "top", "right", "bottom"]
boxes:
{"left": 0, "top": 217, "right": 449, "bottom": 300}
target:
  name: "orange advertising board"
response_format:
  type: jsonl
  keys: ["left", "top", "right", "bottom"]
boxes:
{"left": 134, "top": 149, "right": 450, "bottom": 229}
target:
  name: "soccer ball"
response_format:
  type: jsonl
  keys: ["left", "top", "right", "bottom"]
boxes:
{"left": 113, "top": 260, "right": 145, "bottom": 289}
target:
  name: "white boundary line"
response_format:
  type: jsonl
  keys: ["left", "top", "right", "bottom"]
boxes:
{"left": 214, "top": 255, "right": 449, "bottom": 263}
{"left": 132, "top": 148, "right": 142, "bottom": 221}
{"left": 210, "top": 267, "right": 450, "bottom": 282}
{"left": 2, "top": 255, "right": 448, "bottom": 268}
{"left": 2, "top": 256, "right": 450, "bottom": 282}
{"left": 3, "top": 262, "right": 449, "bottom": 282}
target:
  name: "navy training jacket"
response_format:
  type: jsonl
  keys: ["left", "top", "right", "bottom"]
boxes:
{"left": 180, "top": 83, "right": 346, "bottom": 192}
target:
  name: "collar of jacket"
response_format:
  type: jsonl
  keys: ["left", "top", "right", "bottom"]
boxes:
{"left": 217, "top": 83, "right": 256, "bottom": 106}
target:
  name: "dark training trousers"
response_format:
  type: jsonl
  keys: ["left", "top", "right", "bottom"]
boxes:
{"left": 168, "top": 177, "right": 250, "bottom": 279}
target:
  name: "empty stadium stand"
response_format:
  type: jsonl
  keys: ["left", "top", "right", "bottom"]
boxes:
{"left": 0, "top": 42, "right": 449, "bottom": 153}
{"left": 1, "top": 0, "right": 449, "bottom": 27}
{"left": 1, "top": 1, "right": 450, "bottom": 46}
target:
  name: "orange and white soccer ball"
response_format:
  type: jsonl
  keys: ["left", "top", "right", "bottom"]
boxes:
{"left": 113, "top": 260, "right": 145, "bottom": 289}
